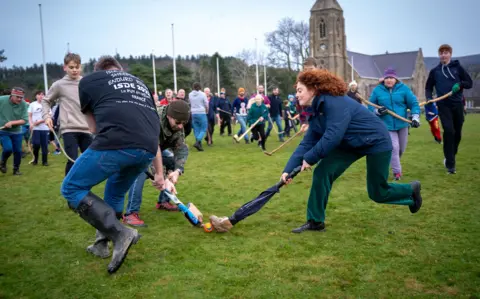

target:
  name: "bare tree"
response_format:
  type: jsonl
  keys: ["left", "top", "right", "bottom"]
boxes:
{"left": 264, "top": 18, "right": 310, "bottom": 72}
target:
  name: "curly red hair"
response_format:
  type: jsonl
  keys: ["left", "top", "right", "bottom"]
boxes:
{"left": 295, "top": 69, "right": 347, "bottom": 96}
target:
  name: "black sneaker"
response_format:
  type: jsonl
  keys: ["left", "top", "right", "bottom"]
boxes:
{"left": 13, "top": 169, "right": 22, "bottom": 176}
{"left": 447, "top": 168, "right": 456, "bottom": 174}
{"left": 409, "top": 181, "right": 422, "bottom": 213}
{"left": 42, "top": 162, "right": 49, "bottom": 166}
{"left": 32, "top": 161, "right": 38, "bottom": 165}
{"left": 291, "top": 220, "right": 325, "bottom": 233}
{"left": 0, "top": 161, "right": 6, "bottom": 174}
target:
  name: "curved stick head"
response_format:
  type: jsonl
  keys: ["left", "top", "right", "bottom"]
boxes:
{"left": 263, "top": 151, "right": 272, "bottom": 156}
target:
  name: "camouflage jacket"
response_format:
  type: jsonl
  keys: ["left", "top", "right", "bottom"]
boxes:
{"left": 157, "top": 105, "right": 189, "bottom": 174}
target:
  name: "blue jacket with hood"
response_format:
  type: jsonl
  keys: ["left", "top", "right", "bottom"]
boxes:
{"left": 368, "top": 81, "right": 420, "bottom": 131}
{"left": 425, "top": 60, "right": 472, "bottom": 106}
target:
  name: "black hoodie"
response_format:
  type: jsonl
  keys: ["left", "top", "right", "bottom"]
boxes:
{"left": 425, "top": 60, "right": 472, "bottom": 106}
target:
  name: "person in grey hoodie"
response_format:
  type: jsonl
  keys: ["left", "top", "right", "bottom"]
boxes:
{"left": 42, "top": 53, "right": 92, "bottom": 175}
{"left": 188, "top": 82, "right": 208, "bottom": 151}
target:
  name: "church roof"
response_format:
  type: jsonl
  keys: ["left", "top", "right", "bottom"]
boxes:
{"left": 424, "top": 54, "right": 480, "bottom": 72}
{"left": 311, "top": 0, "right": 342, "bottom": 12}
{"left": 347, "top": 50, "right": 419, "bottom": 79}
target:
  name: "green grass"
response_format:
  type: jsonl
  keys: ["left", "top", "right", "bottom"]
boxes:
{"left": 1, "top": 116, "right": 480, "bottom": 298}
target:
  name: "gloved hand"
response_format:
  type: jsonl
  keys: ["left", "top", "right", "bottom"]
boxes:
{"left": 411, "top": 114, "right": 420, "bottom": 128}
{"left": 452, "top": 83, "right": 461, "bottom": 94}
{"left": 375, "top": 106, "right": 388, "bottom": 116}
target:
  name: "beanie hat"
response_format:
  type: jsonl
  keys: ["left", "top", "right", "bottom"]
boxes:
{"left": 288, "top": 94, "right": 294, "bottom": 99}
{"left": 348, "top": 80, "right": 358, "bottom": 87}
{"left": 383, "top": 67, "right": 397, "bottom": 79}
{"left": 167, "top": 100, "right": 190, "bottom": 122}
{"left": 238, "top": 87, "right": 245, "bottom": 94}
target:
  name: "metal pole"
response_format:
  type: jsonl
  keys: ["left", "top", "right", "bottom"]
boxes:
{"left": 351, "top": 56, "right": 354, "bottom": 82}
{"left": 264, "top": 64, "right": 267, "bottom": 94}
{"left": 172, "top": 23, "right": 177, "bottom": 94}
{"left": 39, "top": 4, "right": 48, "bottom": 94}
{"left": 216, "top": 57, "right": 220, "bottom": 95}
{"left": 255, "top": 38, "right": 259, "bottom": 93}
{"left": 152, "top": 50, "right": 157, "bottom": 95}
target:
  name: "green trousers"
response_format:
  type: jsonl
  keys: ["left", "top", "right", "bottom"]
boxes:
{"left": 307, "top": 150, "right": 414, "bottom": 222}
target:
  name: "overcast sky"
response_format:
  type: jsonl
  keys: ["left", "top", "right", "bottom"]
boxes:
{"left": 1, "top": 0, "right": 478, "bottom": 68}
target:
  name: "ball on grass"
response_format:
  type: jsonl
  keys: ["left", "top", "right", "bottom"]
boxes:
{"left": 203, "top": 222, "right": 214, "bottom": 233}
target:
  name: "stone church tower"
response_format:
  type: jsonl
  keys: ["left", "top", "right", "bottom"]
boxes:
{"left": 310, "top": 0, "right": 349, "bottom": 81}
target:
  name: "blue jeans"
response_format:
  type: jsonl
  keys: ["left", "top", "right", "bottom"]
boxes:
{"left": 192, "top": 114, "right": 208, "bottom": 142}
{"left": 266, "top": 114, "right": 284, "bottom": 140}
{"left": 61, "top": 148, "right": 155, "bottom": 213}
{"left": 0, "top": 131, "right": 23, "bottom": 169}
{"left": 265, "top": 116, "right": 273, "bottom": 137}
{"left": 126, "top": 150, "right": 175, "bottom": 214}
{"left": 235, "top": 115, "right": 249, "bottom": 140}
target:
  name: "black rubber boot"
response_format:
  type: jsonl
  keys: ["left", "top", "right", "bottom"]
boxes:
{"left": 0, "top": 161, "right": 6, "bottom": 174}
{"left": 75, "top": 192, "right": 141, "bottom": 274}
{"left": 86, "top": 230, "right": 110, "bottom": 259}
{"left": 291, "top": 220, "right": 326, "bottom": 233}
{"left": 409, "top": 181, "right": 422, "bottom": 213}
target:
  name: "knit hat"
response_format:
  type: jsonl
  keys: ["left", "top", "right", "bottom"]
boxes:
{"left": 383, "top": 67, "right": 397, "bottom": 79}
{"left": 288, "top": 94, "right": 294, "bottom": 99}
{"left": 167, "top": 100, "right": 190, "bottom": 122}
{"left": 238, "top": 87, "right": 245, "bottom": 94}
{"left": 348, "top": 80, "right": 358, "bottom": 87}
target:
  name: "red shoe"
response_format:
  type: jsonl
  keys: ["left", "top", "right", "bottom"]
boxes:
{"left": 155, "top": 202, "right": 179, "bottom": 211}
{"left": 122, "top": 213, "right": 146, "bottom": 227}
{"left": 393, "top": 173, "right": 402, "bottom": 181}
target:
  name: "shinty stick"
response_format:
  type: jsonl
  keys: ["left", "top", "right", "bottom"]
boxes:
{"left": 233, "top": 118, "right": 261, "bottom": 142}
{"left": 419, "top": 91, "right": 452, "bottom": 107}
{"left": 356, "top": 93, "right": 412, "bottom": 124}
{"left": 264, "top": 130, "right": 303, "bottom": 156}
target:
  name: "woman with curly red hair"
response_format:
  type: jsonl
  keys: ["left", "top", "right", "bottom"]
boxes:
{"left": 281, "top": 69, "right": 423, "bottom": 233}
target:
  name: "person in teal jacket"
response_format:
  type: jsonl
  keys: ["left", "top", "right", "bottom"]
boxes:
{"left": 247, "top": 95, "right": 269, "bottom": 151}
{"left": 369, "top": 67, "right": 421, "bottom": 180}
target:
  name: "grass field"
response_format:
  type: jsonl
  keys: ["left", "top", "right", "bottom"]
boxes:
{"left": 1, "top": 115, "right": 480, "bottom": 298}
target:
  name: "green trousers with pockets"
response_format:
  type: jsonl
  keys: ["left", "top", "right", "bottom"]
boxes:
{"left": 307, "top": 150, "right": 414, "bottom": 223}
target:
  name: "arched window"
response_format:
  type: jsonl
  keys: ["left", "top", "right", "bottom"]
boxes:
{"left": 320, "top": 19, "right": 326, "bottom": 38}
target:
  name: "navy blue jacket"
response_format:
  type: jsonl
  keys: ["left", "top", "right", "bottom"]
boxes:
{"left": 283, "top": 95, "right": 392, "bottom": 173}
{"left": 232, "top": 97, "right": 249, "bottom": 116}
{"left": 425, "top": 60, "right": 472, "bottom": 106}
{"left": 216, "top": 97, "right": 232, "bottom": 115}
{"left": 207, "top": 96, "right": 218, "bottom": 121}
{"left": 268, "top": 94, "right": 283, "bottom": 117}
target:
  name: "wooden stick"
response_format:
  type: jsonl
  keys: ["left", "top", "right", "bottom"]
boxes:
{"left": 234, "top": 118, "right": 261, "bottom": 142}
{"left": 264, "top": 130, "right": 303, "bottom": 156}
{"left": 419, "top": 92, "right": 452, "bottom": 107}
{"left": 0, "top": 126, "right": 4, "bottom": 130}
{"left": 356, "top": 94, "right": 412, "bottom": 124}
{"left": 268, "top": 115, "right": 279, "bottom": 134}
{"left": 217, "top": 108, "right": 232, "bottom": 115}
{"left": 50, "top": 127, "right": 76, "bottom": 163}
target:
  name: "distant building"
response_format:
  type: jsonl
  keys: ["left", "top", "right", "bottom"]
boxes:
{"left": 310, "top": 0, "right": 480, "bottom": 106}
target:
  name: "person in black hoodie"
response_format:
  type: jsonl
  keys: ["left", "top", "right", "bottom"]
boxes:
{"left": 267, "top": 87, "right": 285, "bottom": 142}
{"left": 216, "top": 91, "right": 232, "bottom": 136}
{"left": 425, "top": 44, "right": 473, "bottom": 174}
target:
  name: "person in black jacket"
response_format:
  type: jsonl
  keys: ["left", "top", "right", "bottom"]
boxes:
{"left": 281, "top": 69, "right": 423, "bottom": 233}
{"left": 216, "top": 91, "right": 232, "bottom": 136}
{"left": 346, "top": 81, "right": 362, "bottom": 104}
{"left": 267, "top": 88, "right": 285, "bottom": 142}
{"left": 425, "top": 44, "right": 473, "bottom": 174}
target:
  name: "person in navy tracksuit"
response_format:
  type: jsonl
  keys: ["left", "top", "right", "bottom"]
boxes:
{"left": 281, "top": 69, "right": 423, "bottom": 233}
{"left": 425, "top": 44, "right": 472, "bottom": 174}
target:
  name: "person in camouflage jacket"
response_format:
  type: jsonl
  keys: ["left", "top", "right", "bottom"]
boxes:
{"left": 123, "top": 101, "right": 190, "bottom": 226}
